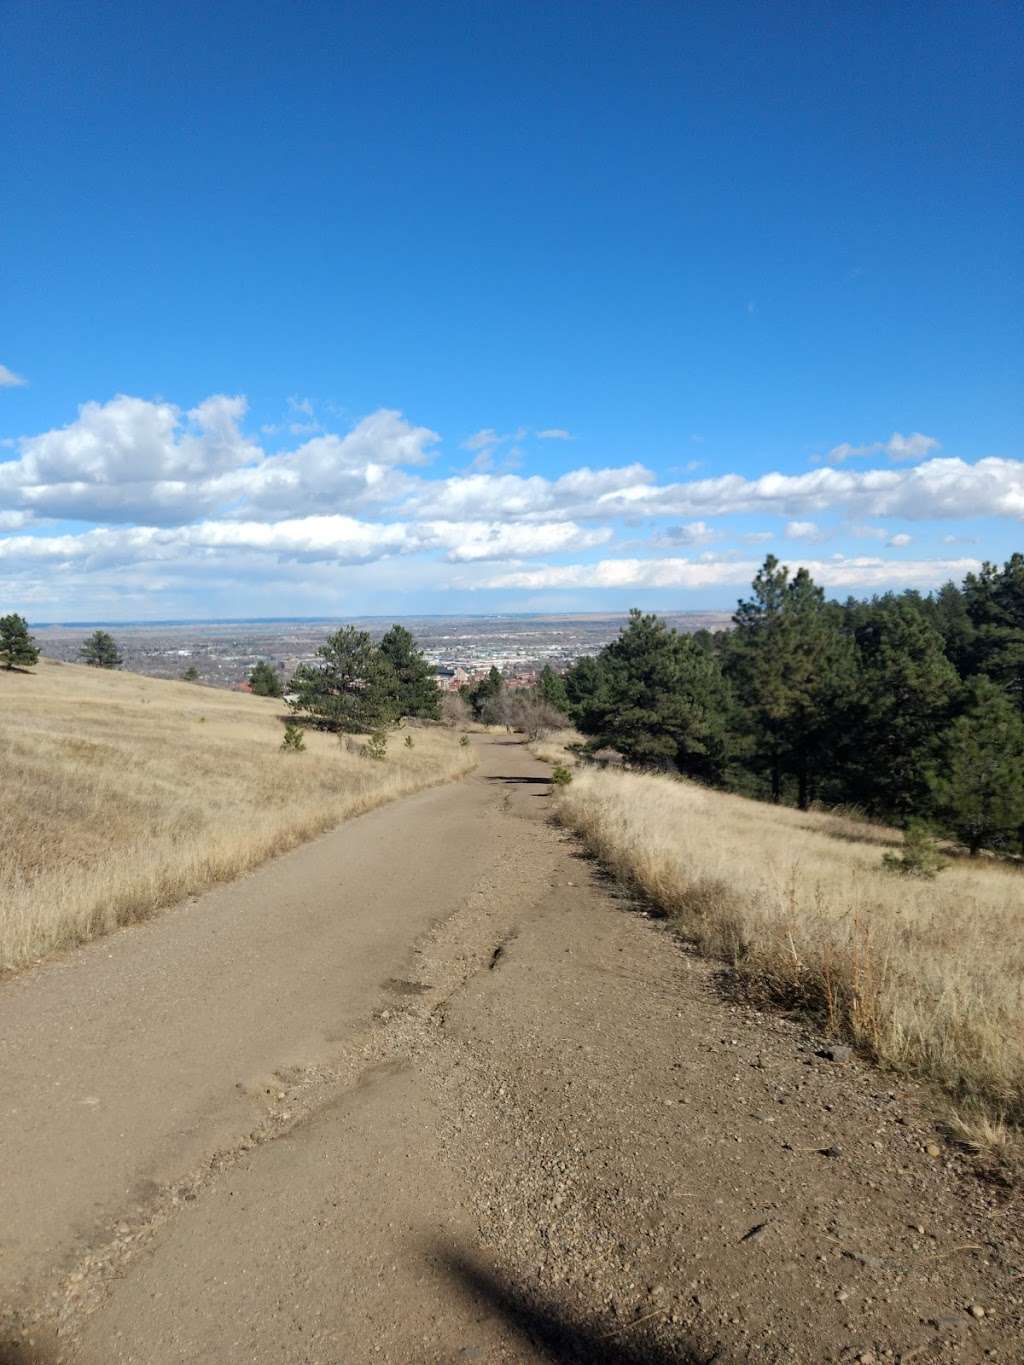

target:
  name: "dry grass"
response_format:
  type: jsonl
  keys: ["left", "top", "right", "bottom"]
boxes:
{"left": 555, "top": 765, "right": 1024, "bottom": 1138}
{"left": 0, "top": 659, "right": 475, "bottom": 974}
{"left": 529, "top": 728, "right": 586, "bottom": 766}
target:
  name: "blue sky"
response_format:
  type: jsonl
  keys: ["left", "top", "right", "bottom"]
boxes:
{"left": 2, "top": 0, "right": 1021, "bottom": 620}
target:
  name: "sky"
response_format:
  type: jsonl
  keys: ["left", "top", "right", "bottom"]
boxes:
{"left": 1, "top": 0, "right": 1021, "bottom": 621}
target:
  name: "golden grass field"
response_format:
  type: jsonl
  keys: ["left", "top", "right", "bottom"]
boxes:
{"left": 533, "top": 735, "right": 1024, "bottom": 1146}
{"left": 0, "top": 659, "right": 475, "bottom": 974}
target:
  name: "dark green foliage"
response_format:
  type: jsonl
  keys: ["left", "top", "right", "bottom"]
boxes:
{"left": 182, "top": 665, "right": 200, "bottom": 682}
{"left": 962, "top": 554, "right": 1024, "bottom": 708}
{"left": 881, "top": 821, "right": 947, "bottom": 879}
{"left": 551, "top": 765, "right": 573, "bottom": 786}
{"left": 536, "top": 664, "right": 570, "bottom": 713}
{"left": 289, "top": 626, "right": 397, "bottom": 733}
{"left": 80, "top": 629, "right": 123, "bottom": 669}
{"left": 281, "top": 722, "right": 306, "bottom": 752}
{"left": 931, "top": 676, "right": 1024, "bottom": 854}
{"left": 0, "top": 614, "right": 39, "bottom": 670}
{"left": 847, "top": 599, "right": 958, "bottom": 820}
{"left": 379, "top": 624, "right": 441, "bottom": 720}
{"left": 574, "top": 609, "right": 732, "bottom": 783}
{"left": 726, "top": 558, "right": 854, "bottom": 808}
{"left": 464, "top": 666, "right": 505, "bottom": 723}
{"left": 249, "top": 659, "right": 284, "bottom": 697}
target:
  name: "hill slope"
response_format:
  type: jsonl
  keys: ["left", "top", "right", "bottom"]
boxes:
{"left": 0, "top": 659, "right": 473, "bottom": 973}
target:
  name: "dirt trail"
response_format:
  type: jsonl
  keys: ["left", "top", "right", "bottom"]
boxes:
{"left": 2, "top": 737, "right": 1021, "bottom": 1363}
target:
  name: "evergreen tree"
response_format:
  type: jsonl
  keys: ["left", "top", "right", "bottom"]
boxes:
{"left": 576, "top": 609, "right": 731, "bottom": 783}
{"left": 248, "top": 660, "right": 284, "bottom": 697}
{"left": 962, "top": 554, "right": 1024, "bottom": 708}
{"left": 464, "top": 666, "right": 505, "bottom": 722}
{"left": 182, "top": 665, "right": 200, "bottom": 682}
{"left": 931, "top": 676, "right": 1024, "bottom": 854}
{"left": 727, "top": 558, "right": 854, "bottom": 807}
{"left": 289, "top": 627, "right": 396, "bottom": 732}
{"left": 850, "top": 599, "right": 959, "bottom": 819}
{"left": 536, "top": 664, "right": 569, "bottom": 713}
{"left": 562, "top": 654, "right": 606, "bottom": 733}
{"left": 378, "top": 624, "right": 441, "bottom": 719}
{"left": 80, "top": 630, "right": 123, "bottom": 669}
{"left": 0, "top": 614, "right": 39, "bottom": 670}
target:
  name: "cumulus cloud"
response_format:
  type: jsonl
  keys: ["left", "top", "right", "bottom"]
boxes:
{"left": 821, "top": 431, "right": 940, "bottom": 465}
{"left": 482, "top": 555, "right": 982, "bottom": 592}
{"left": 784, "top": 520, "right": 826, "bottom": 542}
{"left": 0, "top": 515, "right": 610, "bottom": 573}
{"left": 0, "top": 364, "right": 28, "bottom": 388}
{"left": 652, "top": 521, "right": 718, "bottom": 547}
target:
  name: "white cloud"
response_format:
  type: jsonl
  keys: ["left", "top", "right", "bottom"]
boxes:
{"left": 482, "top": 555, "right": 982, "bottom": 592}
{"left": 462, "top": 428, "right": 501, "bottom": 453}
{"left": 822, "top": 431, "right": 940, "bottom": 465}
{"left": 537, "top": 428, "right": 574, "bottom": 441}
{"left": 784, "top": 520, "right": 826, "bottom": 542}
{"left": 887, "top": 532, "right": 912, "bottom": 547}
{"left": 0, "top": 364, "right": 27, "bottom": 389}
{"left": 653, "top": 521, "right": 718, "bottom": 547}
{"left": 0, "top": 515, "right": 610, "bottom": 573}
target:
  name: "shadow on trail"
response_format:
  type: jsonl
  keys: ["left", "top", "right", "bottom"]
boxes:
{"left": 436, "top": 1247, "right": 725, "bottom": 1364}
{"left": 484, "top": 775, "right": 552, "bottom": 786}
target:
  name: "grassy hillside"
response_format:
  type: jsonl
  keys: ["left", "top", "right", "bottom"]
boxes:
{"left": 539, "top": 743, "right": 1024, "bottom": 1148}
{"left": 0, "top": 659, "right": 474, "bottom": 974}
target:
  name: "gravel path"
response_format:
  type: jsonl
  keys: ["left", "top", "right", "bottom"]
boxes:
{"left": 2, "top": 736, "right": 1020, "bottom": 1363}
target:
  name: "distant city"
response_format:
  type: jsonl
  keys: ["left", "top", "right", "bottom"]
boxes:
{"left": 33, "top": 612, "right": 733, "bottom": 691}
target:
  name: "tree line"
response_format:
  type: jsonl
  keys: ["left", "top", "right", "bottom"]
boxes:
{"left": 558, "top": 554, "right": 1024, "bottom": 856}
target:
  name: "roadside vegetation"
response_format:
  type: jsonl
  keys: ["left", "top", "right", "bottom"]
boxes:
{"left": 526, "top": 553, "right": 1024, "bottom": 1148}
{"left": 553, "top": 765, "right": 1024, "bottom": 1145}
{"left": 0, "top": 654, "right": 474, "bottom": 974}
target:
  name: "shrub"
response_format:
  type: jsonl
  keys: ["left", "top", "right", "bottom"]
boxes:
{"left": 365, "top": 729, "right": 389, "bottom": 761}
{"left": 281, "top": 722, "right": 306, "bottom": 752}
{"left": 404, "top": 733, "right": 415, "bottom": 749}
{"left": 881, "top": 820, "right": 947, "bottom": 879}
{"left": 551, "top": 765, "right": 573, "bottom": 786}
{"left": 459, "top": 734, "right": 470, "bottom": 747}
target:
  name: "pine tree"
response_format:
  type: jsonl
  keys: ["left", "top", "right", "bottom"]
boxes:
{"left": 79, "top": 630, "right": 123, "bottom": 669}
{"left": 536, "top": 664, "right": 569, "bottom": 714}
{"left": 0, "top": 614, "right": 39, "bottom": 670}
{"left": 576, "top": 609, "right": 731, "bottom": 783}
{"left": 962, "top": 554, "right": 1024, "bottom": 709}
{"left": 289, "top": 627, "right": 396, "bottom": 732}
{"left": 726, "top": 558, "right": 854, "bottom": 807}
{"left": 465, "top": 666, "right": 505, "bottom": 723}
{"left": 931, "top": 676, "right": 1024, "bottom": 854}
{"left": 182, "top": 665, "right": 200, "bottom": 682}
{"left": 249, "top": 660, "right": 284, "bottom": 697}
{"left": 378, "top": 625, "right": 441, "bottom": 719}
{"left": 850, "top": 599, "right": 959, "bottom": 819}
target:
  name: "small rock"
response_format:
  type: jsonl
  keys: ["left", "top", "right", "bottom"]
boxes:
{"left": 821, "top": 1144, "right": 843, "bottom": 1159}
{"left": 857, "top": 1352, "right": 876, "bottom": 1365}
{"left": 969, "top": 1304, "right": 986, "bottom": 1319}
{"left": 925, "top": 1142, "right": 942, "bottom": 1158}
{"left": 740, "top": 1221, "right": 771, "bottom": 1244}
{"left": 820, "top": 1044, "right": 853, "bottom": 1063}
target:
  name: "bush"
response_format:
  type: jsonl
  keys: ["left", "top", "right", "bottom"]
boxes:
{"left": 281, "top": 722, "right": 306, "bottom": 753}
{"left": 459, "top": 734, "right": 470, "bottom": 747}
{"left": 881, "top": 820, "right": 946, "bottom": 879}
{"left": 404, "top": 733, "right": 414, "bottom": 749}
{"left": 551, "top": 765, "right": 573, "bottom": 786}
{"left": 365, "top": 729, "right": 389, "bottom": 761}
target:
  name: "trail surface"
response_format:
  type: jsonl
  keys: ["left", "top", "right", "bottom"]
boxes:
{"left": 1, "top": 737, "right": 1020, "bottom": 1364}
